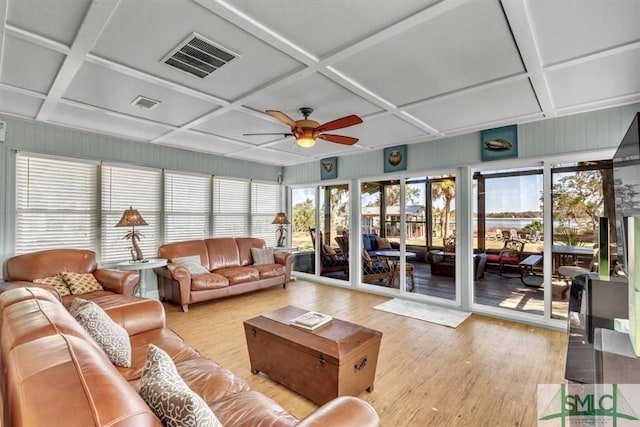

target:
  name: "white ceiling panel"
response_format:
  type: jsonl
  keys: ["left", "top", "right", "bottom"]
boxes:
{"left": 7, "top": 0, "right": 91, "bottom": 45}
{"left": 528, "top": 0, "right": 640, "bottom": 66}
{"left": 64, "top": 63, "right": 219, "bottom": 126}
{"left": 547, "top": 49, "right": 640, "bottom": 110}
{"left": 195, "top": 110, "right": 287, "bottom": 144}
{"left": 49, "top": 103, "right": 171, "bottom": 141}
{"left": 160, "top": 130, "right": 249, "bottom": 155}
{"left": 1, "top": 35, "right": 65, "bottom": 94}
{"left": 245, "top": 73, "right": 383, "bottom": 122}
{"left": 0, "top": 89, "right": 43, "bottom": 119}
{"left": 333, "top": 0, "right": 524, "bottom": 106}
{"left": 91, "top": 0, "right": 303, "bottom": 100}
{"left": 348, "top": 115, "right": 426, "bottom": 149}
{"left": 2, "top": 0, "right": 639, "bottom": 166}
{"left": 406, "top": 79, "right": 541, "bottom": 132}
{"left": 226, "top": 0, "right": 439, "bottom": 57}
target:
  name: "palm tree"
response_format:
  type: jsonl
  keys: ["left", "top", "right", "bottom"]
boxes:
{"left": 432, "top": 179, "right": 456, "bottom": 238}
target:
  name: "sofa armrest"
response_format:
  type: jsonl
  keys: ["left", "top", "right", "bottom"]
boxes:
{"left": 274, "top": 252, "right": 294, "bottom": 283}
{"left": 154, "top": 264, "right": 192, "bottom": 305}
{"left": 104, "top": 298, "right": 166, "bottom": 335}
{"left": 297, "top": 396, "right": 380, "bottom": 427}
{"left": 0, "top": 280, "right": 62, "bottom": 301}
{"left": 93, "top": 269, "right": 139, "bottom": 296}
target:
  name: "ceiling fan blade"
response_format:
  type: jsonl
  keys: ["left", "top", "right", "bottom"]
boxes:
{"left": 315, "top": 115, "right": 363, "bottom": 133}
{"left": 266, "top": 110, "right": 297, "bottom": 129}
{"left": 318, "top": 133, "right": 359, "bottom": 145}
{"left": 243, "top": 133, "right": 294, "bottom": 137}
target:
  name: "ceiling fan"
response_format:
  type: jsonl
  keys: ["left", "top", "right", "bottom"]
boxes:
{"left": 243, "top": 107, "right": 363, "bottom": 148}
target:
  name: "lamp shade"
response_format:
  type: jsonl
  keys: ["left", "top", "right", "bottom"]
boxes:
{"left": 115, "top": 206, "right": 148, "bottom": 227}
{"left": 271, "top": 212, "right": 290, "bottom": 225}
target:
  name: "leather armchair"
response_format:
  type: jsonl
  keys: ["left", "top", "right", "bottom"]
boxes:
{"left": 2, "top": 249, "right": 139, "bottom": 305}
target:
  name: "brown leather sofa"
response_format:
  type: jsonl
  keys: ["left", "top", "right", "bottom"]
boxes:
{"left": 155, "top": 237, "right": 293, "bottom": 312}
{"left": 0, "top": 287, "right": 380, "bottom": 427}
{"left": 1, "top": 249, "right": 139, "bottom": 306}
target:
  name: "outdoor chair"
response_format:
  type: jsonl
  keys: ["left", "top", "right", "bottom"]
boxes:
{"left": 486, "top": 238, "right": 525, "bottom": 275}
{"left": 309, "top": 228, "right": 348, "bottom": 275}
{"left": 362, "top": 250, "right": 394, "bottom": 284}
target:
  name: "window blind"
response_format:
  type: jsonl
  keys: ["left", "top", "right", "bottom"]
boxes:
{"left": 165, "top": 172, "right": 211, "bottom": 242}
{"left": 251, "top": 181, "right": 281, "bottom": 246}
{"left": 213, "top": 177, "right": 249, "bottom": 236}
{"left": 15, "top": 154, "right": 98, "bottom": 254}
{"left": 101, "top": 164, "right": 161, "bottom": 263}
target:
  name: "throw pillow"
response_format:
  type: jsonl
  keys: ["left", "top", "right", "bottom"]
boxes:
{"left": 33, "top": 274, "right": 71, "bottom": 297}
{"left": 376, "top": 237, "right": 392, "bottom": 250}
{"left": 251, "top": 247, "right": 274, "bottom": 266}
{"left": 322, "top": 244, "right": 338, "bottom": 260}
{"left": 61, "top": 271, "right": 104, "bottom": 295}
{"left": 171, "top": 255, "right": 209, "bottom": 275}
{"left": 140, "top": 344, "right": 222, "bottom": 427}
{"left": 69, "top": 298, "right": 132, "bottom": 368}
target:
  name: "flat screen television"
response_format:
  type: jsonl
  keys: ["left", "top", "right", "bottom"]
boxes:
{"left": 613, "top": 112, "right": 640, "bottom": 275}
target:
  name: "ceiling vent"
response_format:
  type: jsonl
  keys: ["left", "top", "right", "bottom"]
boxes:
{"left": 163, "top": 33, "right": 238, "bottom": 79}
{"left": 131, "top": 95, "right": 161, "bottom": 110}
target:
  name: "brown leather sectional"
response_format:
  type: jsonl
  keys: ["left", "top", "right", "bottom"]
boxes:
{"left": 156, "top": 237, "right": 293, "bottom": 312}
{"left": 1, "top": 249, "right": 139, "bottom": 306}
{"left": 0, "top": 287, "right": 380, "bottom": 427}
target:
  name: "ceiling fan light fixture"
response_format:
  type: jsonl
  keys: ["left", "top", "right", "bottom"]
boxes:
{"left": 296, "top": 136, "right": 316, "bottom": 147}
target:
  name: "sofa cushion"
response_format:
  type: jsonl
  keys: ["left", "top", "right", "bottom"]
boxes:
{"left": 215, "top": 266, "right": 260, "bottom": 285}
{"left": 61, "top": 271, "right": 104, "bottom": 295}
{"left": 191, "top": 272, "right": 229, "bottom": 290}
{"left": 119, "top": 328, "right": 201, "bottom": 381}
{"left": 33, "top": 274, "right": 71, "bottom": 297}
{"left": 171, "top": 255, "right": 209, "bottom": 275}
{"left": 254, "top": 264, "right": 286, "bottom": 279}
{"left": 211, "top": 390, "right": 298, "bottom": 427}
{"left": 140, "top": 344, "right": 222, "bottom": 427}
{"left": 250, "top": 247, "right": 274, "bottom": 266}
{"left": 69, "top": 298, "right": 132, "bottom": 368}
{"left": 362, "top": 234, "right": 376, "bottom": 252}
{"left": 176, "top": 357, "right": 250, "bottom": 404}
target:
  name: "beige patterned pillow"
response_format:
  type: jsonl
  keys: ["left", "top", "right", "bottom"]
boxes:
{"left": 33, "top": 275, "right": 71, "bottom": 297}
{"left": 171, "top": 255, "right": 209, "bottom": 275}
{"left": 61, "top": 271, "right": 104, "bottom": 295}
{"left": 140, "top": 344, "right": 222, "bottom": 427}
{"left": 251, "top": 247, "right": 274, "bottom": 266}
{"left": 69, "top": 298, "right": 132, "bottom": 367}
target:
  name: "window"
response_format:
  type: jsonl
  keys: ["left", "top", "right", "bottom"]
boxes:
{"left": 101, "top": 164, "right": 161, "bottom": 263}
{"left": 251, "top": 181, "right": 280, "bottom": 246}
{"left": 165, "top": 171, "right": 211, "bottom": 243}
{"left": 16, "top": 154, "right": 97, "bottom": 254}
{"left": 213, "top": 177, "right": 249, "bottom": 236}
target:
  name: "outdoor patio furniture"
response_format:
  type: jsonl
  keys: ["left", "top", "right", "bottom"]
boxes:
{"left": 309, "top": 228, "right": 349, "bottom": 275}
{"left": 486, "top": 239, "right": 525, "bottom": 275}
{"left": 362, "top": 250, "right": 394, "bottom": 284}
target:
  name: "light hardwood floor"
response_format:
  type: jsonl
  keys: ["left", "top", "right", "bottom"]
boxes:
{"left": 164, "top": 280, "right": 568, "bottom": 427}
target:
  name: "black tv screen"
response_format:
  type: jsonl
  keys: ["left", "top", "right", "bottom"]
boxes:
{"left": 613, "top": 112, "right": 640, "bottom": 275}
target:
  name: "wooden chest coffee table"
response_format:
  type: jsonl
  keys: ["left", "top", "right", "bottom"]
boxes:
{"left": 243, "top": 306, "right": 382, "bottom": 405}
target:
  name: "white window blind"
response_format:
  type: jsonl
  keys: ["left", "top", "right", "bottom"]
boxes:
{"left": 213, "top": 177, "right": 249, "bottom": 236}
{"left": 165, "top": 172, "right": 211, "bottom": 243}
{"left": 101, "top": 164, "right": 161, "bottom": 263}
{"left": 16, "top": 154, "right": 98, "bottom": 254}
{"left": 251, "top": 181, "right": 281, "bottom": 246}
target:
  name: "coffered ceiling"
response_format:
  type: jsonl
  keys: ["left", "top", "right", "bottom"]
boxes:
{"left": 1, "top": 0, "right": 639, "bottom": 166}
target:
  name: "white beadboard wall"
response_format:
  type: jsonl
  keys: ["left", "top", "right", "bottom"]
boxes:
{"left": 283, "top": 103, "right": 640, "bottom": 184}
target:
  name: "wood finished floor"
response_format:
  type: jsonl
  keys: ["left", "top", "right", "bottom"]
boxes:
{"left": 164, "top": 280, "right": 567, "bottom": 427}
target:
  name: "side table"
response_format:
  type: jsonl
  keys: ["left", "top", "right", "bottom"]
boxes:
{"left": 116, "top": 258, "right": 167, "bottom": 297}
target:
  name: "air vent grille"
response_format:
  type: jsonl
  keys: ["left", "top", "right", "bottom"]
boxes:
{"left": 163, "top": 33, "right": 237, "bottom": 79}
{"left": 131, "top": 95, "right": 161, "bottom": 110}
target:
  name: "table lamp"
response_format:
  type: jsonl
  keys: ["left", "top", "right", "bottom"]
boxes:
{"left": 272, "top": 212, "right": 290, "bottom": 248}
{"left": 115, "top": 206, "right": 148, "bottom": 261}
